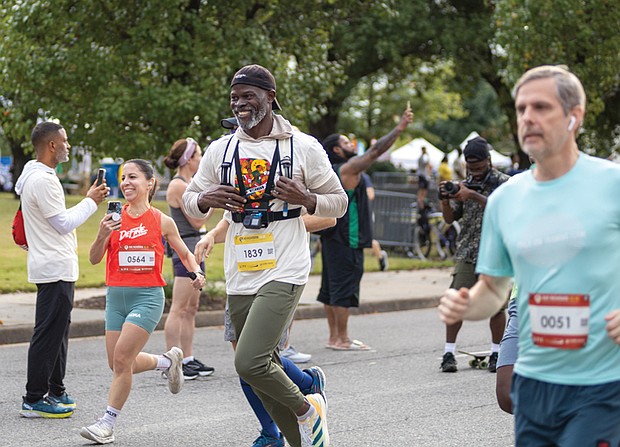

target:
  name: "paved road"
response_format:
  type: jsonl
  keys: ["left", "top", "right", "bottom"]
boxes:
{"left": 0, "top": 308, "right": 513, "bottom": 446}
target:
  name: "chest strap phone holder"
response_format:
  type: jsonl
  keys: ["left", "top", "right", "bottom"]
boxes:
{"left": 221, "top": 135, "right": 300, "bottom": 229}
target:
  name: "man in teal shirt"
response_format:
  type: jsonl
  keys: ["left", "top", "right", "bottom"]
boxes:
{"left": 439, "top": 65, "right": 620, "bottom": 446}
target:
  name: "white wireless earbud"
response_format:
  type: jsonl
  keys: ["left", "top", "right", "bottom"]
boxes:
{"left": 567, "top": 116, "right": 576, "bottom": 131}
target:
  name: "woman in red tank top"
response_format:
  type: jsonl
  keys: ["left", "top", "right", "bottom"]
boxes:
{"left": 82, "top": 159, "right": 205, "bottom": 445}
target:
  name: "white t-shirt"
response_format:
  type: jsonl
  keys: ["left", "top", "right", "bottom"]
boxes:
{"left": 21, "top": 170, "right": 79, "bottom": 283}
{"left": 184, "top": 117, "right": 346, "bottom": 295}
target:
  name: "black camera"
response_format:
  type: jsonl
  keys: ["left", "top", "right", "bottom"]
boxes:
{"left": 463, "top": 177, "right": 485, "bottom": 192}
{"left": 438, "top": 181, "right": 460, "bottom": 200}
{"left": 444, "top": 181, "right": 460, "bottom": 195}
{"left": 242, "top": 210, "right": 266, "bottom": 229}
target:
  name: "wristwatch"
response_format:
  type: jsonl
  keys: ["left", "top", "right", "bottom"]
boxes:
{"left": 188, "top": 271, "right": 205, "bottom": 280}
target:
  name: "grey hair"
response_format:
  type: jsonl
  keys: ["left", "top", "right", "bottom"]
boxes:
{"left": 513, "top": 65, "right": 586, "bottom": 115}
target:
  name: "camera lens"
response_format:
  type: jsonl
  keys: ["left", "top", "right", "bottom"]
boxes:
{"left": 444, "top": 181, "right": 459, "bottom": 194}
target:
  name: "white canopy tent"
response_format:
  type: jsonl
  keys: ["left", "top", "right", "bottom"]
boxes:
{"left": 447, "top": 131, "right": 513, "bottom": 169}
{"left": 389, "top": 138, "right": 445, "bottom": 172}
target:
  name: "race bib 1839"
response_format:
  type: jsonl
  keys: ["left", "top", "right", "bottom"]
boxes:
{"left": 234, "top": 233, "right": 276, "bottom": 272}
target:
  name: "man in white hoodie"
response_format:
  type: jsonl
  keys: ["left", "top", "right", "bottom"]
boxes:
{"left": 183, "top": 65, "right": 346, "bottom": 447}
{"left": 17, "top": 121, "right": 108, "bottom": 419}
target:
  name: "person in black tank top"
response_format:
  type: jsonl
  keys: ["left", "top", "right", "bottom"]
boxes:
{"left": 317, "top": 106, "right": 413, "bottom": 351}
{"left": 163, "top": 138, "right": 215, "bottom": 379}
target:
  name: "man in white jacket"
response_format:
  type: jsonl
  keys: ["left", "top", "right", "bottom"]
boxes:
{"left": 183, "top": 64, "right": 346, "bottom": 447}
{"left": 17, "top": 121, "right": 108, "bottom": 418}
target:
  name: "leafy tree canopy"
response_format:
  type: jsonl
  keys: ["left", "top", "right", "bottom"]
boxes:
{"left": 494, "top": 0, "right": 620, "bottom": 153}
{"left": 0, "top": 0, "right": 345, "bottom": 163}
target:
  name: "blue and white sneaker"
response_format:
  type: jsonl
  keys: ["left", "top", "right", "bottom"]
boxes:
{"left": 251, "top": 429, "right": 285, "bottom": 447}
{"left": 47, "top": 392, "right": 76, "bottom": 409}
{"left": 20, "top": 396, "right": 73, "bottom": 418}
{"left": 302, "top": 366, "right": 326, "bottom": 406}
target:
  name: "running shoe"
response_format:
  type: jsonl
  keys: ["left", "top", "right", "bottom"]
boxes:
{"left": 488, "top": 352, "right": 498, "bottom": 373}
{"left": 183, "top": 363, "right": 200, "bottom": 380}
{"left": 379, "top": 250, "right": 388, "bottom": 271}
{"left": 20, "top": 396, "right": 73, "bottom": 418}
{"left": 188, "top": 358, "right": 215, "bottom": 376}
{"left": 441, "top": 352, "right": 458, "bottom": 373}
{"left": 80, "top": 418, "right": 115, "bottom": 444}
{"left": 251, "top": 429, "right": 285, "bottom": 447}
{"left": 302, "top": 366, "right": 326, "bottom": 404}
{"left": 298, "top": 394, "right": 329, "bottom": 447}
{"left": 47, "top": 391, "right": 76, "bottom": 409}
{"left": 281, "top": 346, "right": 312, "bottom": 364}
{"left": 163, "top": 346, "right": 184, "bottom": 394}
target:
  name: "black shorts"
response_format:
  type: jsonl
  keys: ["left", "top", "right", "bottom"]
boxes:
{"left": 317, "top": 238, "right": 364, "bottom": 308}
{"left": 418, "top": 174, "right": 429, "bottom": 189}
{"left": 172, "top": 235, "right": 204, "bottom": 277}
{"left": 172, "top": 257, "right": 205, "bottom": 278}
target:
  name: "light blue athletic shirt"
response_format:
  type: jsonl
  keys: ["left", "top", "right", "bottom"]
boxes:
{"left": 477, "top": 153, "right": 620, "bottom": 385}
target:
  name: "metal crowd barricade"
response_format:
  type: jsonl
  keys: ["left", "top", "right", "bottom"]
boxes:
{"left": 372, "top": 190, "right": 417, "bottom": 253}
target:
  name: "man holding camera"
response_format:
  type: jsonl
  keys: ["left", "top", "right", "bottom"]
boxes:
{"left": 438, "top": 136, "right": 510, "bottom": 373}
{"left": 183, "top": 64, "right": 346, "bottom": 447}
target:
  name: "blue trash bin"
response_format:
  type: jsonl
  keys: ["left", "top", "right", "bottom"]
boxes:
{"left": 100, "top": 157, "right": 123, "bottom": 198}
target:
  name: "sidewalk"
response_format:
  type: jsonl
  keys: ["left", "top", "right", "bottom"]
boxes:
{"left": 0, "top": 268, "right": 452, "bottom": 345}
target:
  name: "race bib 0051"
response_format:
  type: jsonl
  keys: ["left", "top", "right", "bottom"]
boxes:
{"left": 529, "top": 293, "right": 590, "bottom": 349}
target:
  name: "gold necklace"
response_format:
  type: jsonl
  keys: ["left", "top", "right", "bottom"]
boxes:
{"left": 127, "top": 206, "right": 148, "bottom": 217}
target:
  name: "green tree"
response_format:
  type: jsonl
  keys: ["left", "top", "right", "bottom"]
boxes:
{"left": 429, "top": 80, "right": 514, "bottom": 154}
{"left": 337, "top": 60, "right": 467, "bottom": 150}
{"left": 494, "top": 0, "right": 620, "bottom": 154}
{"left": 0, "top": 0, "right": 343, "bottom": 177}
{"left": 307, "top": 1, "right": 439, "bottom": 139}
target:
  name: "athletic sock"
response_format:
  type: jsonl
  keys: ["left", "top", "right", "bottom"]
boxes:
{"left": 281, "top": 356, "right": 313, "bottom": 391}
{"left": 102, "top": 406, "right": 120, "bottom": 429}
{"left": 183, "top": 356, "right": 194, "bottom": 365}
{"left": 239, "top": 377, "right": 280, "bottom": 439}
{"left": 297, "top": 399, "right": 316, "bottom": 421}
{"left": 444, "top": 343, "right": 456, "bottom": 354}
{"left": 491, "top": 343, "right": 500, "bottom": 353}
{"left": 155, "top": 355, "right": 172, "bottom": 371}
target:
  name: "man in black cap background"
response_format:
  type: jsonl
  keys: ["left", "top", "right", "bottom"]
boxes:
{"left": 437, "top": 136, "right": 510, "bottom": 373}
{"left": 183, "top": 64, "right": 347, "bottom": 447}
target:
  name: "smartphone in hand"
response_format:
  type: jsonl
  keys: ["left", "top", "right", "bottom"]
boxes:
{"left": 107, "top": 201, "right": 122, "bottom": 223}
{"left": 96, "top": 168, "right": 106, "bottom": 186}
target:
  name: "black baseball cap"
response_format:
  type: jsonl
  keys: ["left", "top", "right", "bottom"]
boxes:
{"left": 464, "top": 136, "right": 491, "bottom": 162}
{"left": 220, "top": 117, "right": 238, "bottom": 129}
{"left": 230, "top": 64, "right": 282, "bottom": 110}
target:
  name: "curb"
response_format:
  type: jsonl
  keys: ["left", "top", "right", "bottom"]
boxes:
{"left": 0, "top": 296, "right": 440, "bottom": 346}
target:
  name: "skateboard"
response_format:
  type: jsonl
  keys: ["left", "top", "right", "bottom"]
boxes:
{"left": 458, "top": 350, "right": 490, "bottom": 369}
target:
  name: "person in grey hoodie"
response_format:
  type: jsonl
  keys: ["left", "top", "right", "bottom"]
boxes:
{"left": 16, "top": 121, "right": 108, "bottom": 419}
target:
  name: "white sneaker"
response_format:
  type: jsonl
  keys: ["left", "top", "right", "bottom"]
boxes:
{"left": 298, "top": 394, "right": 330, "bottom": 447}
{"left": 163, "top": 346, "right": 184, "bottom": 394}
{"left": 281, "top": 346, "right": 312, "bottom": 364}
{"left": 80, "top": 419, "right": 115, "bottom": 444}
